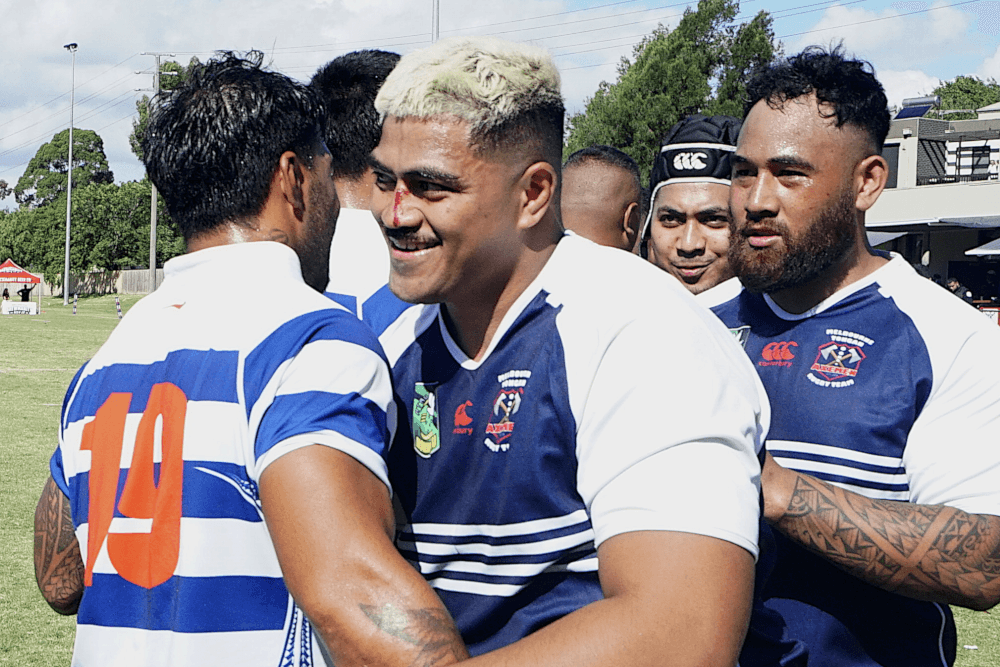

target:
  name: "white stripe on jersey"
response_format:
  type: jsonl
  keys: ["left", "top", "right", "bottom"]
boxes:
{"left": 409, "top": 508, "right": 590, "bottom": 538}
{"left": 272, "top": 339, "right": 393, "bottom": 410}
{"left": 768, "top": 440, "right": 905, "bottom": 468}
{"left": 398, "top": 528, "right": 594, "bottom": 558}
{"left": 774, "top": 456, "right": 908, "bottom": 486}
{"left": 86, "top": 517, "right": 283, "bottom": 579}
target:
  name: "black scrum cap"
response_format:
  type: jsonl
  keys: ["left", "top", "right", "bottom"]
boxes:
{"left": 641, "top": 114, "right": 742, "bottom": 239}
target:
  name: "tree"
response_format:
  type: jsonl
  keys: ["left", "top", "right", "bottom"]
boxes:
{"left": 932, "top": 75, "right": 1000, "bottom": 121}
{"left": 565, "top": 0, "right": 778, "bottom": 182}
{"left": 13, "top": 129, "right": 114, "bottom": 209}
{"left": 0, "top": 179, "right": 11, "bottom": 200}
{"left": 129, "top": 58, "right": 198, "bottom": 161}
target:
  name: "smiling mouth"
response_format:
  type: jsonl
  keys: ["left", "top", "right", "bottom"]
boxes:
{"left": 671, "top": 264, "right": 710, "bottom": 281}
{"left": 385, "top": 229, "right": 441, "bottom": 252}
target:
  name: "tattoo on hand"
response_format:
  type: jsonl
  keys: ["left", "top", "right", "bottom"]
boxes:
{"left": 361, "top": 603, "right": 467, "bottom": 667}
{"left": 776, "top": 474, "right": 1000, "bottom": 608}
{"left": 34, "top": 477, "right": 84, "bottom": 615}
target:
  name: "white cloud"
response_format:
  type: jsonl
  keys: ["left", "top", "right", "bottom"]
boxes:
{"left": 789, "top": 1, "right": 974, "bottom": 70}
{"left": 977, "top": 42, "right": 1000, "bottom": 80}
{"left": 878, "top": 69, "right": 941, "bottom": 107}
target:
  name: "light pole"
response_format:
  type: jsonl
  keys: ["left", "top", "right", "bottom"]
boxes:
{"left": 432, "top": 0, "right": 439, "bottom": 42}
{"left": 63, "top": 42, "right": 77, "bottom": 306}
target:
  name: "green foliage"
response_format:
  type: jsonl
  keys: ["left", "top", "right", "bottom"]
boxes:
{"left": 13, "top": 129, "right": 113, "bottom": 209}
{"left": 129, "top": 58, "right": 199, "bottom": 161}
{"left": 932, "top": 76, "right": 1000, "bottom": 121}
{"left": 565, "top": 0, "right": 778, "bottom": 182}
{"left": 0, "top": 180, "right": 184, "bottom": 287}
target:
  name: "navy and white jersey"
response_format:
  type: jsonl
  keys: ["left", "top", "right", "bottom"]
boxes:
{"left": 369, "top": 232, "right": 766, "bottom": 655}
{"left": 52, "top": 242, "right": 393, "bottom": 667}
{"left": 709, "top": 254, "right": 1000, "bottom": 667}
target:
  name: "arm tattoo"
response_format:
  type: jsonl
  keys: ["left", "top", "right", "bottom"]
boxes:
{"left": 34, "top": 477, "right": 84, "bottom": 615}
{"left": 361, "top": 603, "right": 467, "bottom": 667}
{"left": 774, "top": 472, "right": 1000, "bottom": 609}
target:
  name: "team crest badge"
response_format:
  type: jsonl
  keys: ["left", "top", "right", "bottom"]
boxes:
{"left": 412, "top": 383, "right": 440, "bottom": 458}
{"left": 485, "top": 370, "right": 531, "bottom": 452}
{"left": 806, "top": 329, "right": 873, "bottom": 388}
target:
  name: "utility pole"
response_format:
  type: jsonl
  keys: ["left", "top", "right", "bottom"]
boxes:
{"left": 140, "top": 52, "right": 175, "bottom": 293}
{"left": 63, "top": 43, "right": 77, "bottom": 306}
{"left": 432, "top": 0, "right": 440, "bottom": 42}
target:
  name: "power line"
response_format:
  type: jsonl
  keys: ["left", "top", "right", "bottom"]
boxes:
{"left": 778, "top": 0, "right": 981, "bottom": 38}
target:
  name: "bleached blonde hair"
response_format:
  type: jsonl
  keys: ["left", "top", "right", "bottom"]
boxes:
{"left": 375, "top": 36, "right": 564, "bottom": 162}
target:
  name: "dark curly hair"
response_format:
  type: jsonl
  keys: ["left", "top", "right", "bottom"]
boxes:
{"left": 142, "top": 51, "right": 326, "bottom": 241}
{"left": 310, "top": 50, "right": 400, "bottom": 180}
{"left": 745, "top": 45, "right": 890, "bottom": 153}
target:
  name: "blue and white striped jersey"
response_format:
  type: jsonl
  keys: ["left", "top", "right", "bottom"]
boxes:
{"left": 52, "top": 242, "right": 394, "bottom": 667}
{"left": 367, "top": 233, "right": 766, "bottom": 655}
{"left": 710, "top": 254, "right": 1000, "bottom": 667}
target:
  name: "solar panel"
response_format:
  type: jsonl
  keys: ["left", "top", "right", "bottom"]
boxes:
{"left": 895, "top": 105, "right": 932, "bottom": 120}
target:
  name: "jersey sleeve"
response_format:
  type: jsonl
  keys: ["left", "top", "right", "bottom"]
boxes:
{"left": 903, "top": 319, "right": 1000, "bottom": 516}
{"left": 246, "top": 310, "right": 396, "bottom": 490}
{"left": 574, "top": 306, "right": 765, "bottom": 558}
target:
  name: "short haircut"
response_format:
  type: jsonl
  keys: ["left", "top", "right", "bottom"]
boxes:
{"left": 564, "top": 145, "right": 644, "bottom": 216}
{"left": 745, "top": 45, "right": 890, "bottom": 154}
{"left": 310, "top": 50, "right": 400, "bottom": 180}
{"left": 374, "top": 37, "right": 565, "bottom": 168}
{"left": 143, "top": 51, "right": 325, "bottom": 241}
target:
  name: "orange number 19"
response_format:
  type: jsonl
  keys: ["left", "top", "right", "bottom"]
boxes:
{"left": 80, "top": 382, "right": 186, "bottom": 589}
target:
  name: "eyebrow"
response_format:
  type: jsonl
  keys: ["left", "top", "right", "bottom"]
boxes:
{"left": 657, "top": 205, "right": 729, "bottom": 218}
{"left": 369, "top": 157, "right": 464, "bottom": 189}
{"left": 732, "top": 153, "right": 816, "bottom": 172}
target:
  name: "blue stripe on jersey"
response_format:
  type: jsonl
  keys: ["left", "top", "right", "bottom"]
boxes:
{"left": 255, "top": 390, "right": 389, "bottom": 459}
{"left": 66, "top": 460, "right": 265, "bottom": 528}
{"left": 324, "top": 291, "right": 358, "bottom": 316}
{"left": 50, "top": 448, "right": 70, "bottom": 497}
{"left": 362, "top": 284, "right": 412, "bottom": 336}
{"left": 767, "top": 448, "right": 904, "bottom": 476}
{"left": 65, "top": 349, "right": 239, "bottom": 423}
{"left": 61, "top": 363, "right": 88, "bottom": 431}
{"left": 78, "top": 573, "right": 288, "bottom": 632}
{"left": 243, "top": 309, "right": 387, "bottom": 418}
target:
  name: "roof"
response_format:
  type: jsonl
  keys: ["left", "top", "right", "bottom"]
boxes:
{"left": 0, "top": 258, "right": 40, "bottom": 284}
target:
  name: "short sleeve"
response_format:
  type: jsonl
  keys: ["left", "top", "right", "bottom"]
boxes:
{"left": 904, "top": 323, "right": 1000, "bottom": 515}
{"left": 247, "top": 311, "right": 396, "bottom": 491}
{"left": 574, "top": 308, "right": 765, "bottom": 558}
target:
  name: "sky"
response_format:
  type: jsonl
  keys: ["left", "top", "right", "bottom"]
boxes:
{"left": 2, "top": 0, "right": 1000, "bottom": 211}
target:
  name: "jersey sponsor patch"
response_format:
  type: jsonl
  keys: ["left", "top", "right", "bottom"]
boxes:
{"left": 759, "top": 341, "right": 797, "bottom": 367}
{"left": 413, "top": 382, "right": 440, "bottom": 457}
{"left": 729, "top": 325, "right": 751, "bottom": 348}
{"left": 453, "top": 400, "right": 473, "bottom": 435}
{"left": 485, "top": 370, "right": 531, "bottom": 452}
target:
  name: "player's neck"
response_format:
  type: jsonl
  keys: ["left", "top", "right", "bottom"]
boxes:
{"left": 442, "top": 240, "right": 559, "bottom": 361}
{"left": 769, "top": 239, "right": 888, "bottom": 315}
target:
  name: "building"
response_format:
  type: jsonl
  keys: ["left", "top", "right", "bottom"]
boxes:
{"left": 870, "top": 102, "right": 1000, "bottom": 302}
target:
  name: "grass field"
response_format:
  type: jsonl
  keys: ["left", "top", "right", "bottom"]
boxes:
{"left": 0, "top": 294, "right": 997, "bottom": 665}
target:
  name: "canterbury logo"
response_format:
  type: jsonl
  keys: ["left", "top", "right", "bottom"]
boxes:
{"left": 672, "top": 152, "right": 708, "bottom": 171}
{"left": 762, "top": 341, "right": 797, "bottom": 361}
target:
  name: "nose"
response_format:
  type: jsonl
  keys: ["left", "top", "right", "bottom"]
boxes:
{"left": 675, "top": 220, "right": 706, "bottom": 257}
{"left": 743, "top": 173, "right": 778, "bottom": 222}
{"left": 380, "top": 186, "right": 418, "bottom": 229}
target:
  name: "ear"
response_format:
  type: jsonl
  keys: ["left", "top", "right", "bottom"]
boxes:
{"left": 275, "top": 150, "right": 308, "bottom": 222}
{"left": 622, "top": 201, "right": 640, "bottom": 248}
{"left": 516, "top": 162, "right": 558, "bottom": 230}
{"left": 854, "top": 154, "right": 889, "bottom": 213}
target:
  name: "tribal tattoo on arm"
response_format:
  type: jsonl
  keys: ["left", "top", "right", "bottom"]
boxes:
{"left": 772, "top": 471, "right": 1000, "bottom": 610}
{"left": 33, "top": 476, "right": 85, "bottom": 615}
{"left": 361, "top": 603, "right": 468, "bottom": 667}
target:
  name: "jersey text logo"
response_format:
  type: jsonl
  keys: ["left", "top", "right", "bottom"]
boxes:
{"left": 759, "top": 341, "right": 797, "bottom": 367}
{"left": 807, "top": 329, "right": 872, "bottom": 388}
{"left": 453, "top": 400, "right": 473, "bottom": 435}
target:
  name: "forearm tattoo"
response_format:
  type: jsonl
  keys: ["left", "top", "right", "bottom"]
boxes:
{"left": 774, "top": 473, "right": 1000, "bottom": 608}
{"left": 34, "top": 477, "right": 84, "bottom": 615}
{"left": 361, "top": 603, "right": 467, "bottom": 667}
